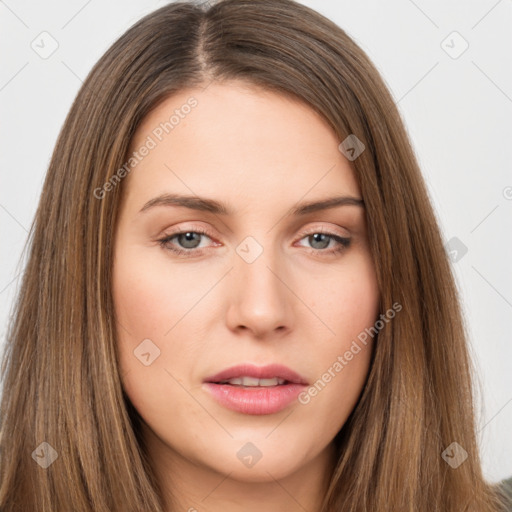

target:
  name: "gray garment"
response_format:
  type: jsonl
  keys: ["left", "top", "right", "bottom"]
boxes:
{"left": 500, "top": 476, "right": 512, "bottom": 511}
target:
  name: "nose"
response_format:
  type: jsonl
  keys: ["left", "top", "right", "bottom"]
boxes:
{"left": 225, "top": 240, "right": 294, "bottom": 339}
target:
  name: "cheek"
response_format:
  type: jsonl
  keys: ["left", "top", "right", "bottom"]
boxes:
{"left": 304, "top": 251, "right": 380, "bottom": 341}
{"left": 294, "top": 252, "right": 380, "bottom": 425}
{"left": 112, "top": 244, "right": 223, "bottom": 403}
{"left": 112, "top": 249, "right": 207, "bottom": 434}
{"left": 112, "top": 247, "right": 182, "bottom": 383}
{"left": 113, "top": 249, "right": 169, "bottom": 336}
{"left": 112, "top": 244, "right": 213, "bottom": 344}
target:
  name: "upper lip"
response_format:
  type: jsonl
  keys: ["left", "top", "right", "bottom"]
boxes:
{"left": 204, "top": 363, "right": 308, "bottom": 385}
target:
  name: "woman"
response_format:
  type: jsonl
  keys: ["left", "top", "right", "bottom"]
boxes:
{"left": 0, "top": 0, "right": 510, "bottom": 510}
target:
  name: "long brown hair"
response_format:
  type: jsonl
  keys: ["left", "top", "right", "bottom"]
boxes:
{"left": 0, "top": 0, "right": 507, "bottom": 510}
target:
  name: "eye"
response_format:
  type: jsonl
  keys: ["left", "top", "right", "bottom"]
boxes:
{"left": 157, "top": 226, "right": 351, "bottom": 257}
{"left": 295, "top": 229, "right": 351, "bottom": 255}
{"left": 157, "top": 227, "right": 217, "bottom": 256}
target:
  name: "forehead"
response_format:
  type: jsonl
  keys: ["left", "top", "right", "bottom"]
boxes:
{"left": 123, "top": 81, "right": 361, "bottom": 211}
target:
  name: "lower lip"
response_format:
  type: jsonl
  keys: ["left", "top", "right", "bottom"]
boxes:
{"left": 203, "top": 382, "right": 307, "bottom": 415}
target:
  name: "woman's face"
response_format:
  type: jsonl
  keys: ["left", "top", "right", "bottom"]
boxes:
{"left": 112, "top": 81, "right": 380, "bottom": 485}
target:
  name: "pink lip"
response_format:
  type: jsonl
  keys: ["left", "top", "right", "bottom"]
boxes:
{"left": 202, "top": 363, "right": 308, "bottom": 415}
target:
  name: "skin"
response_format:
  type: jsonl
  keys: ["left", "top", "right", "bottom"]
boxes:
{"left": 112, "top": 80, "right": 380, "bottom": 512}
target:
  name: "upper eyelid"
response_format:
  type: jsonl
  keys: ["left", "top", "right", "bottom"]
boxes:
{"left": 161, "top": 223, "right": 349, "bottom": 239}
{"left": 161, "top": 225, "right": 216, "bottom": 242}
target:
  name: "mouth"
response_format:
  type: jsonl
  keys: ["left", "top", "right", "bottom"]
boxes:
{"left": 203, "top": 363, "right": 308, "bottom": 415}
{"left": 214, "top": 376, "right": 289, "bottom": 387}
{"left": 204, "top": 363, "right": 308, "bottom": 386}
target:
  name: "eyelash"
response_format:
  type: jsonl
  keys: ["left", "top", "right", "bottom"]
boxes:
{"left": 157, "top": 226, "right": 351, "bottom": 258}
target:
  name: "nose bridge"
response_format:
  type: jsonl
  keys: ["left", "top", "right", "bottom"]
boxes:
{"left": 234, "top": 234, "right": 284, "bottom": 299}
{"left": 226, "top": 234, "right": 292, "bottom": 335}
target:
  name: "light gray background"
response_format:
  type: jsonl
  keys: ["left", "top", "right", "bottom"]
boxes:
{"left": 1, "top": 0, "right": 511, "bottom": 483}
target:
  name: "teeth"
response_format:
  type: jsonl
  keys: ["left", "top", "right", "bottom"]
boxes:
{"left": 241, "top": 376, "right": 260, "bottom": 386}
{"left": 220, "top": 376, "right": 286, "bottom": 387}
{"left": 259, "top": 378, "right": 283, "bottom": 386}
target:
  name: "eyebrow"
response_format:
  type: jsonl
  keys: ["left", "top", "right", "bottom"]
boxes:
{"left": 138, "top": 193, "right": 364, "bottom": 216}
